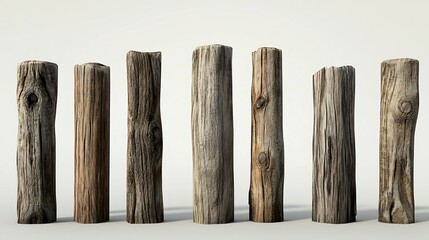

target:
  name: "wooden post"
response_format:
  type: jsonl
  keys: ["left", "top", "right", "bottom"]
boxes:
{"left": 379, "top": 58, "right": 419, "bottom": 224}
{"left": 16, "top": 61, "right": 57, "bottom": 224}
{"left": 249, "top": 47, "right": 284, "bottom": 222}
{"left": 74, "top": 63, "right": 110, "bottom": 224}
{"left": 126, "top": 51, "right": 164, "bottom": 223}
{"left": 192, "top": 44, "right": 234, "bottom": 224}
{"left": 312, "top": 66, "right": 356, "bottom": 224}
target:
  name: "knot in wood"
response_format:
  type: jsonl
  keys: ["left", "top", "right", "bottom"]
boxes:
{"left": 26, "top": 93, "right": 38, "bottom": 108}
{"left": 149, "top": 121, "right": 162, "bottom": 143}
{"left": 257, "top": 152, "right": 270, "bottom": 170}
{"left": 255, "top": 96, "right": 268, "bottom": 110}
{"left": 399, "top": 101, "right": 412, "bottom": 115}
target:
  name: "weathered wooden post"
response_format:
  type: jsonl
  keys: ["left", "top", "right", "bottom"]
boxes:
{"left": 126, "top": 51, "right": 164, "bottom": 223}
{"left": 74, "top": 63, "right": 110, "bottom": 223}
{"left": 192, "top": 44, "right": 234, "bottom": 224}
{"left": 379, "top": 58, "right": 419, "bottom": 224}
{"left": 312, "top": 66, "right": 356, "bottom": 224}
{"left": 16, "top": 61, "right": 57, "bottom": 224}
{"left": 249, "top": 47, "right": 284, "bottom": 222}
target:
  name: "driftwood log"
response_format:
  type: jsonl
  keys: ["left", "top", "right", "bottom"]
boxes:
{"left": 312, "top": 66, "right": 356, "bottom": 224}
{"left": 192, "top": 44, "right": 234, "bottom": 224}
{"left": 249, "top": 47, "right": 284, "bottom": 222}
{"left": 74, "top": 63, "right": 110, "bottom": 223}
{"left": 379, "top": 58, "right": 419, "bottom": 224}
{"left": 126, "top": 51, "right": 164, "bottom": 223}
{"left": 16, "top": 61, "right": 57, "bottom": 224}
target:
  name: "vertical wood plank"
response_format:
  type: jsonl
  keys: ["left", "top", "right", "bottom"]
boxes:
{"left": 379, "top": 58, "right": 419, "bottom": 224}
{"left": 249, "top": 47, "right": 284, "bottom": 222}
{"left": 126, "top": 50, "right": 164, "bottom": 223}
{"left": 16, "top": 60, "right": 57, "bottom": 224}
{"left": 192, "top": 44, "right": 234, "bottom": 224}
{"left": 312, "top": 66, "right": 356, "bottom": 224}
{"left": 74, "top": 63, "right": 110, "bottom": 224}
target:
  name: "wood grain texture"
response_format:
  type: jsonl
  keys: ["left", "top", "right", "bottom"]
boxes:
{"left": 74, "top": 63, "right": 110, "bottom": 224}
{"left": 126, "top": 51, "right": 163, "bottom": 223}
{"left": 249, "top": 47, "right": 284, "bottom": 222}
{"left": 379, "top": 58, "right": 419, "bottom": 224}
{"left": 16, "top": 61, "right": 57, "bottom": 224}
{"left": 192, "top": 44, "right": 234, "bottom": 224}
{"left": 312, "top": 66, "right": 356, "bottom": 224}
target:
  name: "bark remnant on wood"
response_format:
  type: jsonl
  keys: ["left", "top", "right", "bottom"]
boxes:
{"left": 249, "top": 47, "right": 284, "bottom": 222}
{"left": 192, "top": 44, "right": 234, "bottom": 224}
{"left": 126, "top": 51, "right": 164, "bottom": 223}
{"left": 379, "top": 58, "right": 419, "bottom": 224}
{"left": 74, "top": 63, "right": 110, "bottom": 224}
{"left": 17, "top": 60, "right": 58, "bottom": 224}
{"left": 312, "top": 66, "right": 356, "bottom": 224}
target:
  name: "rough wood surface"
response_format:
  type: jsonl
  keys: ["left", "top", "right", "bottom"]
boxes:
{"left": 192, "top": 44, "right": 234, "bottom": 224}
{"left": 16, "top": 61, "right": 57, "bottom": 224}
{"left": 312, "top": 66, "right": 356, "bottom": 224}
{"left": 379, "top": 58, "right": 419, "bottom": 224}
{"left": 249, "top": 47, "right": 284, "bottom": 222}
{"left": 126, "top": 51, "right": 164, "bottom": 223}
{"left": 74, "top": 63, "right": 110, "bottom": 224}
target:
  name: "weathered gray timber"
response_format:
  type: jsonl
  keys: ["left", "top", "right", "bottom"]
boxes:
{"left": 126, "top": 51, "right": 164, "bottom": 223}
{"left": 17, "top": 60, "right": 57, "bottom": 224}
{"left": 192, "top": 44, "right": 234, "bottom": 224}
{"left": 249, "top": 47, "right": 284, "bottom": 222}
{"left": 379, "top": 58, "right": 419, "bottom": 224}
{"left": 74, "top": 63, "right": 110, "bottom": 224}
{"left": 312, "top": 66, "right": 356, "bottom": 224}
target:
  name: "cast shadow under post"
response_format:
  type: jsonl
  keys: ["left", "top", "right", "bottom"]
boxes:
{"left": 57, "top": 216, "right": 73, "bottom": 223}
{"left": 356, "top": 209, "right": 377, "bottom": 222}
{"left": 108, "top": 207, "right": 194, "bottom": 222}
{"left": 109, "top": 210, "right": 126, "bottom": 222}
{"left": 164, "top": 207, "right": 192, "bottom": 222}
{"left": 235, "top": 204, "right": 312, "bottom": 223}
{"left": 49, "top": 205, "right": 429, "bottom": 224}
{"left": 356, "top": 206, "right": 429, "bottom": 223}
{"left": 415, "top": 206, "right": 429, "bottom": 223}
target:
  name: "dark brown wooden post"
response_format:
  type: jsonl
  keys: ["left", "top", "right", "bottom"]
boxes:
{"left": 126, "top": 51, "right": 164, "bottom": 223}
{"left": 249, "top": 47, "right": 284, "bottom": 222}
{"left": 16, "top": 61, "right": 57, "bottom": 224}
{"left": 312, "top": 66, "right": 356, "bottom": 224}
{"left": 74, "top": 63, "right": 110, "bottom": 224}
{"left": 379, "top": 58, "right": 419, "bottom": 224}
{"left": 192, "top": 44, "right": 234, "bottom": 224}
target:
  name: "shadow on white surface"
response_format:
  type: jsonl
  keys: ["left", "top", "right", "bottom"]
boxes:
{"left": 54, "top": 205, "right": 429, "bottom": 224}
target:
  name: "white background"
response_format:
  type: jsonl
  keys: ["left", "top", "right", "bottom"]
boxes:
{"left": 1, "top": 0, "right": 429, "bottom": 239}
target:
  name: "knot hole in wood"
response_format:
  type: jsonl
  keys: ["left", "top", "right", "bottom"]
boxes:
{"left": 26, "top": 92, "right": 38, "bottom": 109}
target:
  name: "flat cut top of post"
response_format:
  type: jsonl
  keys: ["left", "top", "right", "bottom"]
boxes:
{"left": 382, "top": 58, "right": 418, "bottom": 64}
{"left": 313, "top": 66, "right": 354, "bottom": 78}
{"left": 193, "top": 44, "right": 232, "bottom": 52}
{"left": 18, "top": 60, "right": 58, "bottom": 69}
{"left": 76, "top": 62, "right": 109, "bottom": 69}
{"left": 127, "top": 50, "right": 161, "bottom": 56}
{"left": 315, "top": 65, "right": 354, "bottom": 72}
{"left": 19, "top": 60, "right": 57, "bottom": 67}
{"left": 252, "top": 47, "right": 282, "bottom": 54}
